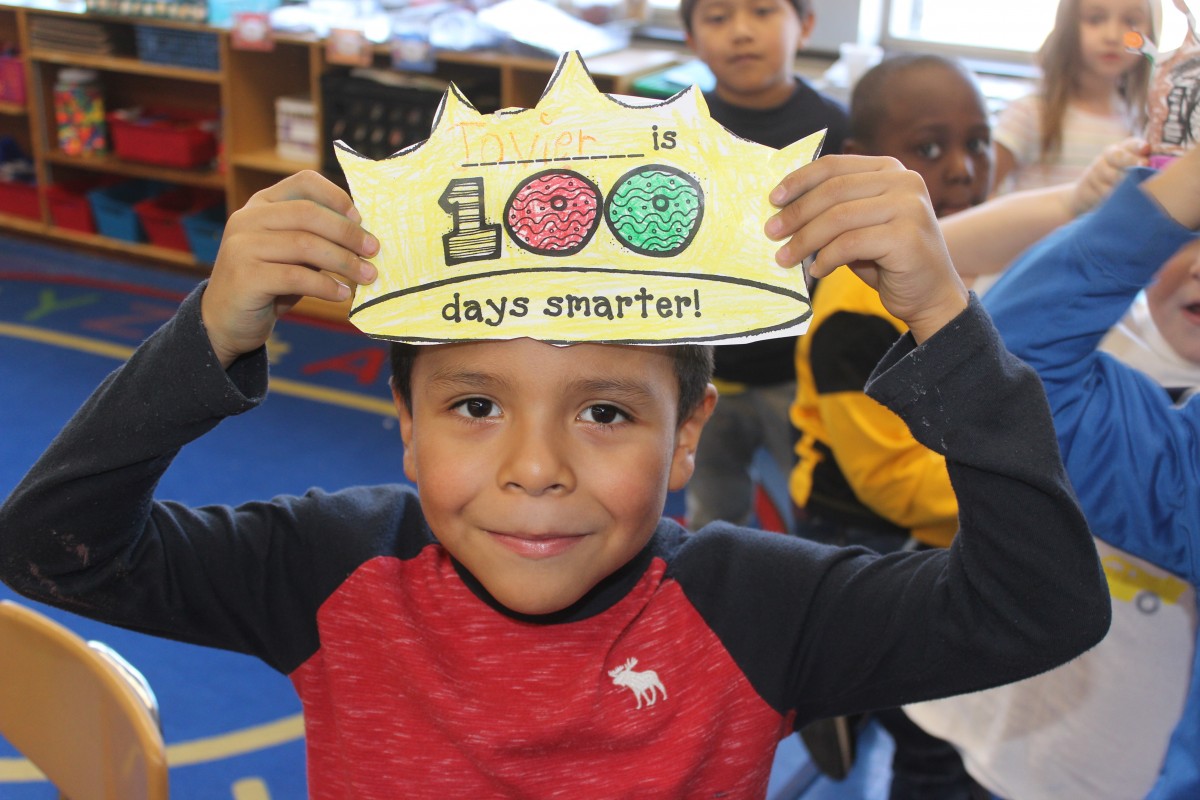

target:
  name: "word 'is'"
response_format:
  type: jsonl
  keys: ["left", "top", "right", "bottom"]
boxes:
{"left": 442, "top": 289, "right": 703, "bottom": 327}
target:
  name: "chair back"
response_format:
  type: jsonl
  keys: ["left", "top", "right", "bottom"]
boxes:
{"left": 0, "top": 600, "right": 169, "bottom": 800}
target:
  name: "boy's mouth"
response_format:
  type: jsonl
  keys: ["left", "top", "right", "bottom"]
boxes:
{"left": 488, "top": 531, "right": 587, "bottom": 559}
{"left": 1183, "top": 301, "right": 1200, "bottom": 326}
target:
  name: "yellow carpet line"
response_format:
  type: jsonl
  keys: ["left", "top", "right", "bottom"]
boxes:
{"left": 0, "top": 714, "right": 306, "bottom": 781}
{"left": 0, "top": 321, "right": 394, "bottom": 417}
{"left": 164, "top": 714, "right": 306, "bottom": 765}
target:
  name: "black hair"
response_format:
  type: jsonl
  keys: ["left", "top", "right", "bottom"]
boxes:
{"left": 848, "top": 53, "right": 978, "bottom": 148}
{"left": 389, "top": 342, "right": 714, "bottom": 426}
{"left": 678, "top": 0, "right": 812, "bottom": 35}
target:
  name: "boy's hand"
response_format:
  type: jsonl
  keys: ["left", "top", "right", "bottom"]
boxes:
{"left": 201, "top": 171, "right": 379, "bottom": 369}
{"left": 765, "top": 155, "right": 968, "bottom": 343}
{"left": 1069, "top": 137, "right": 1149, "bottom": 217}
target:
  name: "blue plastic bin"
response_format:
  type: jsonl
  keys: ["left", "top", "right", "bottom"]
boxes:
{"left": 182, "top": 202, "right": 226, "bottom": 264}
{"left": 135, "top": 25, "right": 219, "bottom": 71}
{"left": 88, "top": 180, "right": 166, "bottom": 243}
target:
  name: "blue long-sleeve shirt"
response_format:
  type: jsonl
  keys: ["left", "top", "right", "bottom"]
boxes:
{"left": 986, "top": 169, "right": 1200, "bottom": 800}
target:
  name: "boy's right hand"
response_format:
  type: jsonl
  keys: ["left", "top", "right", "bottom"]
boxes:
{"left": 201, "top": 170, "right": 379, "bottom": 369}
{"left": 765, "top": 155, "right": 969, "bottom": 343}
{"left": 1068, "top": 137, "right": 1149, "bottom": 217}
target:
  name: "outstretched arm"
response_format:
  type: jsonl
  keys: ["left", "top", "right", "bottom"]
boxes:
{"left": 941, "top": 138, "right": 1149, "bottom": 278}
{"left": 752, "top": 156, "right": 1110, "bottom": 714}
{"left": 0, "top": 171, "right": 386, "bottom": 670}
{"left": 984, "top": 146, "right": 1200, "bottom": 570}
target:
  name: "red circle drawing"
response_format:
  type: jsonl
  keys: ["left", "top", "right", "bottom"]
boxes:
{"left": 504, "top": 170, "right": 601, "bottom": 256}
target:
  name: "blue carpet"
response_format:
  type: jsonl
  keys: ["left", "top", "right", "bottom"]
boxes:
{"left": 0, "top": 233, "right": 890, "bottom": 799}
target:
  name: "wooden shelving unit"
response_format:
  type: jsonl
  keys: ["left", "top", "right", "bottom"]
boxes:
{"left": 0, "top": 1, "right": 680, "bottom": 320}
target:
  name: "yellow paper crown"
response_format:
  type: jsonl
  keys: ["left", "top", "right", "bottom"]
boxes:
{"left": 336, "top": 51, "right": 824, "bottom": 344}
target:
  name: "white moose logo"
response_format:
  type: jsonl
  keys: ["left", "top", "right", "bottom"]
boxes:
{"left": 608, "top": 657, "right": 667, "bottom": 709}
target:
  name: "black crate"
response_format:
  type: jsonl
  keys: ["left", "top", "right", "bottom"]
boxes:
{"left": 320, "top": 71, "right": 444, "bottom": 184}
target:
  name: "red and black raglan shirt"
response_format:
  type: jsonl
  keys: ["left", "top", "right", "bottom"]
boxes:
{"left": 0, "top": 286, "right": 1111, "bottom": 799}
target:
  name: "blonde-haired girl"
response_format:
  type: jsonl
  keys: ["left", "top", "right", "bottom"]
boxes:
{"left": 992, "top": 0, "right": 1160, "bottom": 192}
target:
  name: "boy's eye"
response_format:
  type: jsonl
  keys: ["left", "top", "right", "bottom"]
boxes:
{"left": 453, "top": 398, "right": 501, "bottom": 419}
{"left": 968, "top": 137, "right": 991, "bottom": 155}
{"left": 702, "top": 12, "right": 727, "bottom": 24}
{"left": 916, "top": 142, "right": 944, "bottom": 160}
{"left": 579, "top": 404, "right": 629, "bottom": 425}
{"left": 753, "top": 4, "right": 777, "bottom": 16}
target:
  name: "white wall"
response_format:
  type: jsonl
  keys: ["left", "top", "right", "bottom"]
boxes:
{"left": 807, "top": 0, "right": 883, "bottom": 55}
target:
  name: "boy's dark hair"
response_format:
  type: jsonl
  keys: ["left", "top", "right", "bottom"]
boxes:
{"left": 848, "top": 53, "right": 976, "bottom": 148}
{"left": 390, "top": 342, "right": 715, "bottom": 425}
{"left": 679, "top": 0, "right": 811, "bottom": 35}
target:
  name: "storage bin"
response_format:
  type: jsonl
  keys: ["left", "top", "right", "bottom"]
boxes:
{"left": 0, "top": 135, "right": 37, "bottom": 220}
{"left": 88, "top": 179, "right": 166, "bottom": 242}
{"left": 182, "top": 202, "right": 227, "bottom": 264}
{"left": 108, "top": 108, "right": 219, "bottom": 169}
{"left": 48, "top": 177, "right": 116, "bottom": 233}
{"left": 208, "top": 0, "right": 282, "bottom": 26}
{"left": 135, "top": 187, "right": 223, "bottom": 252}
{"left": 55, "top": 68, "right": 108, "bottom": 156}
{"left": 0, "top": 179, "right": 37, "bottom": 220}
{"left": 275, "top": 95, "right": 318, "bottom": 164}
{"left": 135, "top": 25, "right": 219, "bottom": 71}
{"left": 320, "top": 71, "right": 444, "bottom": 181}
{"left": 0, "top": 53, "right": 25, "bottom": 105}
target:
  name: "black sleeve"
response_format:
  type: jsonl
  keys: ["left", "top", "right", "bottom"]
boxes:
{"left": 674, "top": 297, "right": 1111, "bottom": 722}
{"left": 0, "top": 285, "right": 421, "bottom": 674}
{"left": 809, "top": 310, "right": 903, "bottom": 394}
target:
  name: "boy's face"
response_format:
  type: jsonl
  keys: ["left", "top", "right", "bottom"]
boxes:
{"left": 1147, "top": 239, "right": 1200, "bottom": 366}
{"left": 394, "top": 338, "right": 715, "bottom": 616}
{"left": 847, "top": 64, "right": 993, "bottom": 219}
{"left": 1077, "top": 0, "right": 1148, "bottom": 82}
{"left": 686, "top": 0, "right": 814, "bottom": 110}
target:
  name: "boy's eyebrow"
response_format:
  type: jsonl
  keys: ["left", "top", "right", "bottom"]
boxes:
{"left": 564, "top": 377, "right": 661, "bottom": 405}
{"left": 422, "top": 369, "right": 661, "bottom": 405}
{"left": 424, "top": 367, "right": 513, "bottom": 394}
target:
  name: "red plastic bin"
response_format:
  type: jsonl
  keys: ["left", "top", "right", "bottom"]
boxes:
{"left": 0, "top": 180, "right": 37, "bottom": 220}
{"left": 48, "top": 177, "right": 117, "bottom": 233}
{"left": 0, "top": 54, "right": 24, "bottom": 105}
{"left": 108, "top": 107, "right": 219, "bottom": 169}
{"left": 135, "top": 187, "right": 222, "bottom": 252}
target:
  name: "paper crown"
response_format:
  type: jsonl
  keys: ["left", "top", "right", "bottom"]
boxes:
{"left": 335, "top": 51, "right": 824, "bottom": 345}
{"left": 1143, "top": 0, "right": 1200, "bottom": 164}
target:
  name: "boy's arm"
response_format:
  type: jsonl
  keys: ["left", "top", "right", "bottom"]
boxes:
{"left": 804, "top": 290, "right": 957, "bottom": 546}
{"left": 754, "top": 156, "right": 1111, "bottom": 711}
{"left": 984, "top": 148, "right": 1200, "bottom": 571}
{"left": 941, "top": 138, "right": 1148, "bottom": 278}
{"left": 0, "top": 172, "right": 389, "bottom": 670}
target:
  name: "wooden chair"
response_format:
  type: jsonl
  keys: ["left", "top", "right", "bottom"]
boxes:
{"left": 0, "top": 599, "right": 169, "bottom": 800}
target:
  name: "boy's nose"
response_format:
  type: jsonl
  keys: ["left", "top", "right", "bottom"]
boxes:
{"left": 944, "top": 148, "right": 975, "bottom": 182}
{"left": 497, "top": 422, "right": 575, "bottom": 496}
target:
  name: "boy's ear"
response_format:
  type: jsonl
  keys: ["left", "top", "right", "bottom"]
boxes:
{"left": 668, "top": 383, "right": 719, "bottom": 492}
{"left": 390, "top": 379, "right": 419, "bottom": 483}
{"left": 797, "top": 11, "right": 816, "bottom": 48}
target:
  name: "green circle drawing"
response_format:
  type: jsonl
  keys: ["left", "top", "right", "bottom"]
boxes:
{"left": 604, "top": 165, "right": 703, "bottom": 257}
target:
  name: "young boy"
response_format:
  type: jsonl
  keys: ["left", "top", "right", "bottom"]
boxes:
{"left": 790, "top": 53, "right": 993, "bottom": 554}
{"left": 679, "top": 0, "right": 848, "bottom": 529}
{"left": 0, "top": 157, "right": 1110, "bottom": 798}
{"left": 786, "top": 54, "right": 993, "bottom": 792}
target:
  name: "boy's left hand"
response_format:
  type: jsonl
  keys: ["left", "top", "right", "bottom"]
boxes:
{"left": 765, "top": 155, "right": 968, "bottom": 343}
